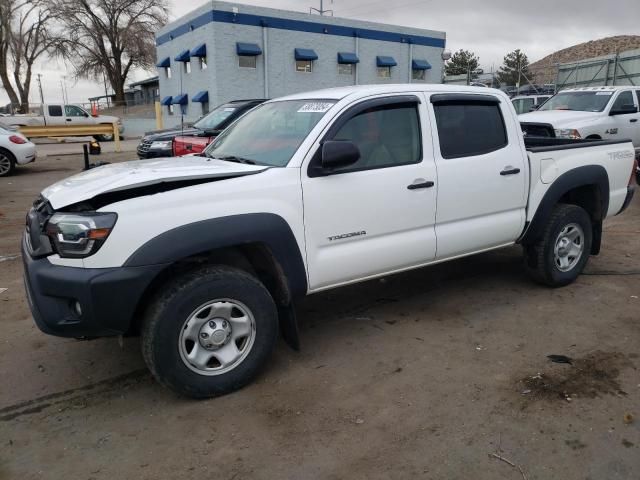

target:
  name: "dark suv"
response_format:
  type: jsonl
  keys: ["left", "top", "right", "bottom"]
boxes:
{"left": 137, "top": 99, "right": 266, "bottom": 158}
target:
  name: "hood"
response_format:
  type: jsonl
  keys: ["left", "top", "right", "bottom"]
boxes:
{"left": 519, "top": 110, "right": 601, "bottom": 128}
{"left": 143, "top": 127, "right": 201, "bottom": 141}
{"left": 42, "top": 157, "right": 268, "bottom": 209}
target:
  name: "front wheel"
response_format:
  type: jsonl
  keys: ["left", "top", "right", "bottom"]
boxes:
{"left": 95, "top": 134, "right": 114, "bottom": 142}
{"left": 524, "top": 204, "right": 592, "bottom": 287}
{"left": 141, "top": 265, "right": 278, "bottom": 398}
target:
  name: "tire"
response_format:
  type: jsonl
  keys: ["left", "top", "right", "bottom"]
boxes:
{"left": 95, "top": 134, "right": 114, "bottom": 142}
{"left": 0, "top": 148, "right": 16, "bottom": 177}
{"left": 141, "top": 265, "right": 278, "bottom": 398}
{"left": 524, "top": 204, "right": 592, "bottom": 287}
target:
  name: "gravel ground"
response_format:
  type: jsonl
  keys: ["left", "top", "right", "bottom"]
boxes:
{"left": 0, "top": 154, "right": 638, "bottom": 480}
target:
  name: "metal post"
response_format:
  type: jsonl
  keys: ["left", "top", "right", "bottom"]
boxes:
{"left": 408, "top": 43, "right": 413, "bottom": 83}
{"left": 354, "top": 35, "right": 359, "bottom": 85}
{"left": 612, "top": 51, "right": 619, "bottom": 86}
{"left": 263, "top": 25, "right": 269, "bottom": 97}
{"left": 83, "top": 144, "right": 89, "bottom": 170}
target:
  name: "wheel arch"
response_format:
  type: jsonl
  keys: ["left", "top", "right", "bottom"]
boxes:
{"left": 125, "top": 214, "right": 307, "bottom": 346}
{"left": 520, "top": 165, "right": 609, "bottom": 254}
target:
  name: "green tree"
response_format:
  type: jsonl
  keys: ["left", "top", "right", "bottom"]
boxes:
{"left": 444, "top": 49, "right": 480, "bottom": 78}
{"left": 497, "top": 49, "right": 530, "bottom": 86}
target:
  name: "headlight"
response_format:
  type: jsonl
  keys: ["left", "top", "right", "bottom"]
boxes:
{"left": 150, "top": 140, "right": 172, "bottom": 149}
{"left": 45, "top": 212, "right": 117, "bottom": 258}
{"left": 554, "top": 129, "right": 581, "bottom": 139}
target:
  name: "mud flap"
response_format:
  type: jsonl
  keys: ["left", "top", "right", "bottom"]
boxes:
{"left": 278, "top": 304, "right": 300, "bottom": 351}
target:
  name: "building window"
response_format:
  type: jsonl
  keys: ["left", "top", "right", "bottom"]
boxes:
{"left": 412, "top": 69, "right": 425, "bottom": 81}
{"left": 296, "top": 60, "right": 313, "bottom": 73}
{"left": 239, "top": 56, "right": 257, "bottom": 69}
{"left": 377, "top": 66, "right": 391, "bottom": 78}
{"left": 168, "top": 104, "right": 174, "bottom": 115}
{"left": 338, "top": 63, "right": 354, "bottom": 75}
{"left": 200, "top": 57, "right": 207, "bottom": 70}
{"left": 184, "top": 61, "right": 191, "bottom": 74}
{"left": 165, "top": 67, "right": 172, "bottom": 79}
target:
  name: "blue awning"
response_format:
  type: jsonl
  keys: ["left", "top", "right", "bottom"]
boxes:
{"left": 412, "top": 59, "right": 432, "bottom": 70}
{"left": 172, "top": 94, "right": 188, "bottom": 105}
{"left": 294, "top": 48, "right": 318, "bottom": 61}
{"left": 192, "top": 91, "right": 209, "bottom": 103}
{"left": 156, "top": 57, "right": 170, "bottom": 68}
{"left": 190, "top": 44, "right": 207, "bottom": 57}
{"left": 236, "top": 42, "right": 262, "bottom": 56}
{"left": 337, "top": 52, "right": 359, "bottom": 64}
{"left": 376, "top": 56, "right": 397, "bottom": 67}
{"left": 174, "top": 50, "right": 191, "bottom": 62}
{"left": 160, "top": 96, "right": 173, "bottom": 106}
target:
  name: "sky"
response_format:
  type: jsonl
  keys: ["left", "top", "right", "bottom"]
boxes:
{"left": 2, "top": 0, "right": 639, "bottom": 105}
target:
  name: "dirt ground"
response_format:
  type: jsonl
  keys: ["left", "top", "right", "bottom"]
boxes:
{"left": 1, "top": 154, "right": 639, "bottom": 480}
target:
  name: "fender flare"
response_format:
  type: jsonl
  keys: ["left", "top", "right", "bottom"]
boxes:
{"left": 520, "top": 165, "right": 609, "bottom": 250}
{"left": 124, "top": 213, "right": 308, "bottom": 299}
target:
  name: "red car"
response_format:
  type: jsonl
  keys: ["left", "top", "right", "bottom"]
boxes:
{"left": 171, "top": 99, "right": 266, "bottom": 156}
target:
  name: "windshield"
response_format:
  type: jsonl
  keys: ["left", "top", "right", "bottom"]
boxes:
{"left": 205, "top": 100, "right": 336, "bottom": 167}
{"left": 538, "top": 91, "right": 613, "bottom": 112}
{"left": 193, "top": 104, "right": 242, "bottom": 130}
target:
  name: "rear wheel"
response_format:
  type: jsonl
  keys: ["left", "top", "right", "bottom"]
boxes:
{"left": 0, "top": 149, "right": 16, "bottom": 177}
{"left": 141, "top": 265, "right": 278, "bottom": 398}
{"left": 524, "top": 204, "right": 592, "bottom": 287}
{"left": 95, "top": 133, "right": 114, "bottom": 142}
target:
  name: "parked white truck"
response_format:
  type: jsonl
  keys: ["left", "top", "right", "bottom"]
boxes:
{"left": 22, "top": 85, "right": 636, "bottom": 398}
{"left": 4, "top": 103, "right": 122, "bottom": 141}
{"left": 519, "top": 86, "right": 640, "bottom": 147}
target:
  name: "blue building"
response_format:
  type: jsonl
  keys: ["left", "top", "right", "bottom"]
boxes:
{"left": 155, "top": 1, "right": 446, "bottom": 122}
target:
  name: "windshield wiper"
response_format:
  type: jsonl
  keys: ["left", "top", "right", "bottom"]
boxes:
{"left": 211, "top": 155, "right": 258, "bottom": 165}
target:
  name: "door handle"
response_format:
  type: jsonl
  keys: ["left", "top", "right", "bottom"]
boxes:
{"left": 66, "top": 118, "right": 72, "bottom": 122}
{"left": 631, "top": 119, "right": 638, "bottom": 123}
{"left": 407, "top": 180, "right": 435, "bottom": 190}
{"left": 500, "top": 167, "right": 521, "bottom": 176}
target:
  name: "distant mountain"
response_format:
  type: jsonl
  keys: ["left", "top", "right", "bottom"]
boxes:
{"left": 529, "top": 35, "right": 640, "bottom": 83}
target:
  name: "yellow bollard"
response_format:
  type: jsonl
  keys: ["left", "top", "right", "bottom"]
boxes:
{"left": 113, "top": 123, "right": 121, "bottom": 153}
{"left": 155, "top": 101, "right": 163, "bottom": 130}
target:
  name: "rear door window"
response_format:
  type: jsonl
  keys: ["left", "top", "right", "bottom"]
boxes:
{"left": 611, "top": 91, "right": 636, "bottom": 111}
{"left": 48, "top": 105, "right": 63, "bottom": 117}
{"left": 432, "top": 97, "right": 507, "bottom": 159}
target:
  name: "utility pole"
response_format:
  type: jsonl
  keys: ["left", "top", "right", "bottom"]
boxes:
{"left": 310, "top": 0, "right": 333, "bottom": 16}
{"left": 36, "top": 74, "right": 44, "bottom": 103}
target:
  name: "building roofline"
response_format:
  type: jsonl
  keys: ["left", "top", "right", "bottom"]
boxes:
{"left": 156, "top": 1, "right": 445, "bottom": 49}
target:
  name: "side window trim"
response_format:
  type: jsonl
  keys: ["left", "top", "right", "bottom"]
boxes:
{"left": 307, "top": 95, "right": 423, "bottom": 178}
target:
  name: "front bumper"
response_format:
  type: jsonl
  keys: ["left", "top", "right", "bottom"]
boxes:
{"left": 22, "top": 235, "right": 167, "bottom": 338}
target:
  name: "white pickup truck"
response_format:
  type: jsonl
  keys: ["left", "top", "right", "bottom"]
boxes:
{"left": 4, "top": 103, "right": 122, "bottom": 141}
{"left": 519, "top": 86, "right": 640, "bottom": 148}
{"left": 22, "top": 85, "right": 636, "bottom": 398}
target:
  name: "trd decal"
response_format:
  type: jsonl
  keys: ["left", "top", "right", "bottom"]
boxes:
{"left": 605, "top": 128, "right": 618, "bottom": 135}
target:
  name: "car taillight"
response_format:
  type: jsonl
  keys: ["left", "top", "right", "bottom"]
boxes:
{"left": 9, "top": 135, "right": 27, "bottom": 144}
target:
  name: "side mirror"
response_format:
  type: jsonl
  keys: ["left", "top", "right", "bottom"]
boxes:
{"left": 610, "top": 104, "right": 637, "bottom": 116}
{"left": 528, "top": 105, "right": 540, "bottom": 112}
{"left": 321, "top": 140, "right": 360, "bottom": 170}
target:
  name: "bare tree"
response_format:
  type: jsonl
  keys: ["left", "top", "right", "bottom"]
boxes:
{"left": 0, "top": 0, "right": 57, "bottom": 112}
{"left": 54, "top": 0, "right": 168, "bottom": 105}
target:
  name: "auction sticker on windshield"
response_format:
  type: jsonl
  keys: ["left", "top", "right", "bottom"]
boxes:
{"left": 298, "top": 102, "right": 334, "bottom": 113}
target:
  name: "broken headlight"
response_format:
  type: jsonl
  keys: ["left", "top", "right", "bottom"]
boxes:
{"left": 45, "top": 212, "right": 117, "bottom": 258}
